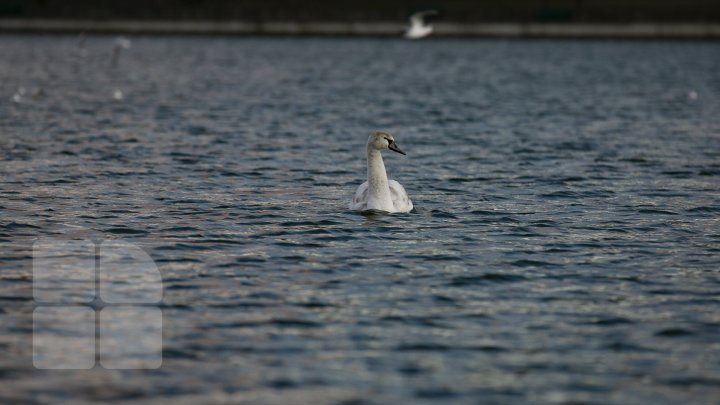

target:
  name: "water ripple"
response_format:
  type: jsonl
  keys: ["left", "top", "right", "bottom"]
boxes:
{"left": 1, "top": 36, "right": 719, "bottom": 404}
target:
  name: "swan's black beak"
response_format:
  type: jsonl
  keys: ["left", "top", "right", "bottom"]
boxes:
{"left": 388, "top": 141, "right": 406, "bottom": 155}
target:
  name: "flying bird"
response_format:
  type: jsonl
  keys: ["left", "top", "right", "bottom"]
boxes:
{"left": 404, "top": 10, "right": 438, "bottom": 39}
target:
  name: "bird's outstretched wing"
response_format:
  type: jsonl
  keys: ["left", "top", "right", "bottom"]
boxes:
{"left": 409, "top": 10, "right": 437, "bottom": 27}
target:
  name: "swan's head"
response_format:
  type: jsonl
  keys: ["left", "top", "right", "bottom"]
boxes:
{"left": 368, "top": 131, "right": 406, "bottom": 155}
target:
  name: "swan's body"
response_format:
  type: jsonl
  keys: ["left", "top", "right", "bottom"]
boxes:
{"left": 404, "top": 11, "right": 437, "bottom": 39}
{"left": 350, "top": 132, "right": 413, "bottom": 213}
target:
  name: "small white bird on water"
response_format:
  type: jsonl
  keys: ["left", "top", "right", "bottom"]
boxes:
{"left": 111, "top": 36, "right": 132, "bottom": 67}
{"left": 404, "top": 10, "right": 438, "bottom": 39}
{"left": 350, "top": 131, "right": 413, "bottom": 213}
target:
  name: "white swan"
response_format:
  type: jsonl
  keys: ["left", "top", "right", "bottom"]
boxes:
{"left": 350, "top": 131, "right": 413, "bottom": 213}
{"left": 404, "top": 10, "right": 437, "bottom": 39}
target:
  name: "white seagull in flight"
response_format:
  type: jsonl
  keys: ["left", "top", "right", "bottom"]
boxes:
{"left": 404, "top": 10, "right": 438, "bottom": 39}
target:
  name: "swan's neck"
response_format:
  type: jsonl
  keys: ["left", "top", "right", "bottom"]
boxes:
{"left": 366, "top": 148, "right": 394, "bottom": 210}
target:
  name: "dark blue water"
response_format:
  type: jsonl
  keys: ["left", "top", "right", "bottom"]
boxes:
{"left": 1, "top": 35, "right": 720, "bottom": 404}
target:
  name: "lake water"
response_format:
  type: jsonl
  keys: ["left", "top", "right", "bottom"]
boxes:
{"left": 1, "top": 35, "right": 719, "bottom": 404}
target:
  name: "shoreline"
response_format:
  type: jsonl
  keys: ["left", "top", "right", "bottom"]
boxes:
{"left": 1, "top": 19, "right": 719, "bottom": 38}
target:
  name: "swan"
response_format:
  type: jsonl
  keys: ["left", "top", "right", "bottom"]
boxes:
{"left": 349, "top": 131, "right": 413, "bottom": 213}
{"left": 404, "top": 10, "right": 438, "bottom": 39}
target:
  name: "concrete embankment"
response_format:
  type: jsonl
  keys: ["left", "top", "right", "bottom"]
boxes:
{"left": 1, "top": 19, "right": 720, "bottom": 38}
